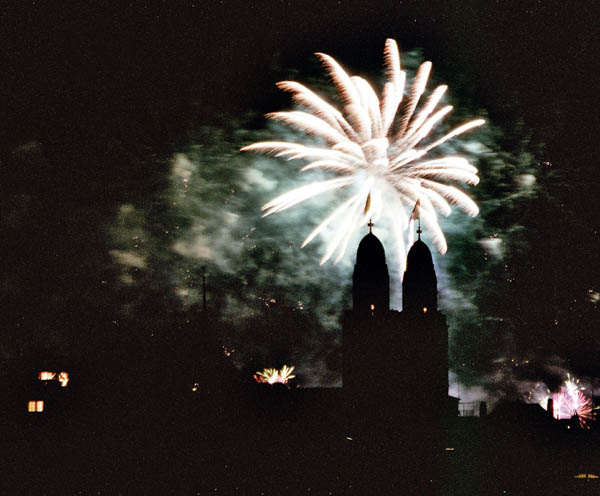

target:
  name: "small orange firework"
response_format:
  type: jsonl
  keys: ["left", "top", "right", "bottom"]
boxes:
{"left": 253, "top": 365, "right": 296, "bottom": 385}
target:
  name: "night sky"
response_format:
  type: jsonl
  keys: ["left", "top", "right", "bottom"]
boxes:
{"left": 2, "top": 2, "right": 599, "bottom": 397}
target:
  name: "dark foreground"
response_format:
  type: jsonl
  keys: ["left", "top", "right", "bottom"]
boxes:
{"left": 6, "top": 385, "right": 600, "bottom": 496}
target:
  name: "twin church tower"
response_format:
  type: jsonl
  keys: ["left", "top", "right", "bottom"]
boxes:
{"left": 343, "top": 223, "right": 453, "bottom": 424}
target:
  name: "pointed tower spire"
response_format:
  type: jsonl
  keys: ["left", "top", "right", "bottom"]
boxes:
{"left": 368, "top": 218, "right": 373, "bottom": 233}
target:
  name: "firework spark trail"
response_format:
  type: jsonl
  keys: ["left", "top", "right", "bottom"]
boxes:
{"left": 531, "top": 375, "right": 595, "bottom": 428}
{"left": 553, "top": 376, "right": 594, "bottom": 427}
{"left": 242, "top": 39, "right": 484, "bottom": 268}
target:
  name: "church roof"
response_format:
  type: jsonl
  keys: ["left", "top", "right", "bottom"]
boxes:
{"left": 356, "top": 232, "right": 386, "bottom": 266}
{"left": 406, "top": 239, "right": 434, "bottom": 271}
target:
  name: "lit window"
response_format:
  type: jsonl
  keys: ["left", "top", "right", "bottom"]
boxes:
{"left": 370, "top": 304, "right": 375, "bottom": 311}
{"left": 422, "top": 307, "right": 428, "bottom": 313}
{"left": 28, "top": 400, "right": 44, "bottom": 413}
{"left": 58, "top": 371, "right": 69, "bottom": 387}
{"left": 38, "top": 371, "right": 56, "bottom": 381}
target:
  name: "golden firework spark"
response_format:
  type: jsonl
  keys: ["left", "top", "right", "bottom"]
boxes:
{"left": 253, "top": 365, "right": 296, "bottom": 385}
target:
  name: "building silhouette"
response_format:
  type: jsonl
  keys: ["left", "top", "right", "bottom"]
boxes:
{"left": 343, "top": 224, "right": 455, "bottom": 432}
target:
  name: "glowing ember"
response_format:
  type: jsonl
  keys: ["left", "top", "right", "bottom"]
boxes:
{"left": 253, "top": 365, "right": 296, "bottom": 385}
{"left": 242, "top": 38, "right": 483, "bottom": 268}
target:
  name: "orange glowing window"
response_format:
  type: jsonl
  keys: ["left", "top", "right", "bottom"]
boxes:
{"left": 574, "top": 473, "right": 599, "bottom": 479}
{"left": 370, "top": 304, "right": 375, "bottom": 311}
{"left": 58, "top": 371, "right": 69, "bottom": 387}
{"left": 37, "top": 370, "right": 69, "bottom": 387}
{"left": 422, "top": 307, "right": 428, "bottom": 313}
{"left": 28, "top": 400, "right": 44, "bottom": 413}
{"left": 38, "top": 371, "right": 56, "bottom": 381}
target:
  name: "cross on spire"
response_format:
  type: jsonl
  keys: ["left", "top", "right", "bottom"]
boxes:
{"left": 368, "top": 219, "right": 374, "bottom": 233}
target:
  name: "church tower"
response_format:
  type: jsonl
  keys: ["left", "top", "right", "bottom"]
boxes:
{"left": 352, "top": 222, "right": 389, "bottom": 314}
{"left": 402, "top": 238, "right": 437, "bottom": 314}
{"left": 401, "top": 234, "right": 449, "bottom": 416}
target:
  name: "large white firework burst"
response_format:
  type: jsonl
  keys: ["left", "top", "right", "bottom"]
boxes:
{"left": 242, "top": 39, "right": 484, "bottom": 268}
